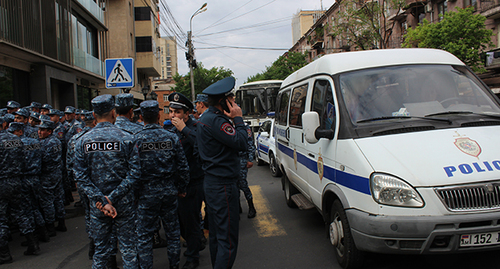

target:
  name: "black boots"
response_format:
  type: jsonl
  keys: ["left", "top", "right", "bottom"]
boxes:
{"left": 0, "top": 245, "right": 12, "bottom": 264}
{"left": 23, "top": 232, "right": 40, "bottom": 256}
{"left": 88, "top": 238, "right": 95, "bottom": 260}
{"left": 55, "top": 218, "right": 67, "bottom": 232}
{"left": 46, "top": 223, "right": 56, "bottom": 237}
{"left": 107, "top": 255, "right": 118, "bottom": 269}
{"left": 247, "top": 199, "right": 257, "bottom": 219}
{"left": 37, "top": 225, "right": 50, "bottom": 243}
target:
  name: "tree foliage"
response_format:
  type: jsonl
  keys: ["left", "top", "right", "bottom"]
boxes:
{"left": 246, "top": 52, "right": 308, "bottom": 83}
{"left": 403, "top": 7, "right": 493, "bottom": 72}
{"left": 172, "top": 62, "right": 233, "bottom": 100}
{"left": 331, "top": 0, "right": 406, "bottom": 50}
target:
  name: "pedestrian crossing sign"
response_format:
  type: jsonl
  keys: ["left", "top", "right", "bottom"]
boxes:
{"left": 105, "top": 58, "right": 134, "bottom": 89}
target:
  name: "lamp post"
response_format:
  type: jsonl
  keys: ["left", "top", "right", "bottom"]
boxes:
{"left": 141, "top": 86, "right": 150, "bottom": 100}
{"left": 188, "top": 3, "right": 207, "bottom": 102}
{"left": 150, "top": 91, "right": 158, "bottom": 101}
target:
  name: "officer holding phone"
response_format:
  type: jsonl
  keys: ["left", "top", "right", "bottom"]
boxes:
{"left": 196, "top": 77, "right": 248, "bottom": 269}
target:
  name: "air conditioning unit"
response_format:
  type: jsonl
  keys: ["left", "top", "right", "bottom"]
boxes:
{"left": 425, "top": 3, "right": 432, "bottom": 13}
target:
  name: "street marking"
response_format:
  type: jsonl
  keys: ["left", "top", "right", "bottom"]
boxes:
{"left": 249, "top": 185, "right": 287, "bottom": 238}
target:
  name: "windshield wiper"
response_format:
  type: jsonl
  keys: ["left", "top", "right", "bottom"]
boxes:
{"left": 357, "top": 116, "right": 451, "bottom": 124}
{"left": 424, "top": 111, "right": 473, "bottom": 117}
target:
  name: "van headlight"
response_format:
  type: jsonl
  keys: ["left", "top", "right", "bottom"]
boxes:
{"left": 370, "top": 173, "right": 424, "bottom": 207}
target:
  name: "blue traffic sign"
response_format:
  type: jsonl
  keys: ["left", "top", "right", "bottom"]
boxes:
{"left": 105, "top": 58, "right": 134, "bottom": 89}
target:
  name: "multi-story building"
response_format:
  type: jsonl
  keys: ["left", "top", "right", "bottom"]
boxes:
{"left": 0, "top": 0, "right": 107, "bottom": 109}
{"left": 290, "top": 0, "right": 500, "bottom": 88}
{"left": 104, "top": 0, "right": 161, "bottom": 101}
{"left": 152, "top": 79, "right": 175, "bottom": 124}
{"left": 157, "top": 36, "right": 178, "bottom": 80}
{"left": 291, "top": 10, "right": 325, "bottom": 45}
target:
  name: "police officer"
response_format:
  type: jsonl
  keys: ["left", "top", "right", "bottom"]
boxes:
{"left": 74, "top": 94, "right": 140, "bottom": 269}
{"left": 38, "top": 115, "right": 66, "bottom": 236}
{"left": 168, "top": 93, "right": 205, "bottom": 269}
{"left": 115, "top": 93, "right": 143, "bottom": 134}
{"left": 14, "top": 108, "right": 38, "bottom": 139}
{"left": 30, "top": 102, "right": 42, "bottom": 113}
{"left": 0, "top": 120, "right": 39, "bottom": 262}
{"left": 8, "top": 122, "right": 48, "bottom": 244}
{"left": 64, "top": 106, "right": 83, "bottom": 142}
{"left": 40, "top": 104, "right": 52, "bottom": 115}
{"left": 196, "top": 77, "right": 248, "bottom": 269}
{"left": 134, "top": 100, "right": 190, "bottom": 269}
{"left": 195, "top": 94, "right": 209, "bottom": 117}
{"left": 238, "top": 122, "right": 257, "bottom": 218}
{"left": 29, "top": 111, "right": 41, "bottom": 127}
{"left": 6, "top": 101, "right": 20, "bottom": 114}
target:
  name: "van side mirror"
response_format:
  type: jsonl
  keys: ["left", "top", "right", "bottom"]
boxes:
{"left": 260, "top": 131, "right": 269, "bottom": 138}
{"left": 302, "top": 112, "right": 320, "bottom": 143}
{"left": 302, "top": 111, "right": 335, "bottom": 143}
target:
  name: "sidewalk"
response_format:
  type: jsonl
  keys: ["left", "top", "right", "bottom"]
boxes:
{"left": 64, "top": 190, "right": 86, "bottom": 219}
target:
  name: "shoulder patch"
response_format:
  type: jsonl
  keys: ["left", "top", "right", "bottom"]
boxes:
{"left": 221, "top": 122, "right": 235, "bottom": 135}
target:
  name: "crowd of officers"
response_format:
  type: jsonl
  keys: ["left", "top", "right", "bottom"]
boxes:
{"left": 0, "top": 76, "right": 256, "bottom": 269}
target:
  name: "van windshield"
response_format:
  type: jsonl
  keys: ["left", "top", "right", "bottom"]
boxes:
{"left": 339, "top": 65, "right": 500, "bottom": 123}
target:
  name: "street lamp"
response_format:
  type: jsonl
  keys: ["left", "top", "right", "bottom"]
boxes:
{"left": 150, "top": 91, "right": 158, "bottom": 101}
{"left": 188, "top": 3, "right": 207, "bottom": 102}
{"left": 141, "top": 86, "right": 150, "bottom": 100}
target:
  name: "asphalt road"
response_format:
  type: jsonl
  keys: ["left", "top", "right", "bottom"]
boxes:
{"left": 4, "top": 163, "right": 500, "bottom": 268}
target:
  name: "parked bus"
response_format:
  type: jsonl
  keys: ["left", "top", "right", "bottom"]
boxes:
{"left": 234, "top": 80, "right": 283, "bottom": 133}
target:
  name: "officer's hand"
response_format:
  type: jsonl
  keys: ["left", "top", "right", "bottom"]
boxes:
{"left": 102, "top": 204, "right": 117, "bottom": 218}
{"left": 247, "top": 161, "right": 253, "bottom": 169}
{"left": 178, "top": 192, "right": 187, "bottom": 198}
{"left": 171, "top": 117, "right": 186, "bottom": 131}
{"left": 224, "top": 99, "right": 242, "bottom": 119}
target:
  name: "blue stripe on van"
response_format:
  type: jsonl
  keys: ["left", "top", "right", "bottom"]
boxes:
{"left": 277, "top": 142, "right": 371, "bottom": 195}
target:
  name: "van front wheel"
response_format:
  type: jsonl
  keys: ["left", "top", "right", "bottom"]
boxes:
{"left": 330, "top": 200, "right": 364, "bottom": 269}
{"left": 283, "top": 174, "right": 297, "bottom": 208}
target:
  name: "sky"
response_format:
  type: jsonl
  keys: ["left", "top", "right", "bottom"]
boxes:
{"left": 161, "top": 0, "right": 336, "bottom": 88}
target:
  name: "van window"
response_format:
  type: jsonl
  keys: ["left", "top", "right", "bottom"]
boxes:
{"left": 289, "top": 84, "right": 308, "bottom": 127}
{"left": 311, "top": 80, "right": 335, "bottom": 129}
{"left": 277, "top": 90, "right": 290, "bottom": 125}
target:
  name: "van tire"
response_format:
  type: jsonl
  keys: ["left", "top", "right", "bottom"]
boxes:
{"left": 269, "top": 152, "right": 282, "bottom": 177}
{"left": 330, "top": 200, "right": 364, "bottom": 269}
{"left": 284, "top": 174, "right": 298, "bottom": 208}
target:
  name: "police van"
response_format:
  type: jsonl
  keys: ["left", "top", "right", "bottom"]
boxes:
{"left": 274, "top": 48, "right": 500, "bottom": 269}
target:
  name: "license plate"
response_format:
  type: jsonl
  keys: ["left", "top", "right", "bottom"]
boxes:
{"left": 460, "top": 232, "right": 500, "bottom": 247}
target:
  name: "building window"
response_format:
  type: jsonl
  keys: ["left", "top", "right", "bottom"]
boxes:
{"left": 167, "top": 56, "right": 171, "bottom": 61}
{"left": 136, "top": 36, "right": 153, "bottom": 52}
{"left": 163, "top": 95, "right": 168, "bottom": 101}
{"left": 437, "top": 1, "right": 447, "bottom": 22}
{"left": 164, "top": 106, "right": 169, "bottom": 114}
{"left": 135, "top": 7, "right": 151, "bottom": 21}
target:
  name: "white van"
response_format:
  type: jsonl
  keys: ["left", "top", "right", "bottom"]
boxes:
{"left": 275, "top": 48, "right": 500, "bottom": 269}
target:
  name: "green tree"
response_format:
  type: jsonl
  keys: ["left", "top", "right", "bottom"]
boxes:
{"left": 246, "top": 51, "right": 308, "bottom": 82}
{"left": 331, "top": 0, "right": 406, "bottom": 50}
{"left": 403, "top": 7, "right": 493, "bottom": 72}
{"left": 172, "top": 62, "right": 233, "bottom": 100}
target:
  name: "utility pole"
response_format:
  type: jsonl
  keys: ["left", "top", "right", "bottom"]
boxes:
{"left": 187, "top": 3, "right": 207, "bottom": 102}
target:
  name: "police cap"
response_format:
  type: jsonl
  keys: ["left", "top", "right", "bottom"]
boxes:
{"left": 0, "top": 108, "right": 6, "bottom": 116}
{"left": 140, "top": 100, "right": 159, "bottom": 117}
{"left": 15, "top": 108, "right": 30, "bottom": 118}
{"left": 30, "top": 102, "right": 42, "bottom": 109}
{"left": 168, "top": 92, "right": 193, "bottom": 110}
{"left": 7, "top": 122, "right": 24, "bottom": 133}
{"left": 115, "top": 93, "right": 135, "bottom": 108}
{"left": 30, "top": 111, "right": 41, "bottom": 120}
{"left": 37, "top": 119, "right": 55, "bottom": 129}
{"left": 75, "top": 109, "right": 81, "bottom": 115}
{"left": 47, "top": 109, "right": 59, "bottom": 116}
{"left": 3, "top": 114, "right": 14, "bottom": 124}
{"left": 57, "top": 110, "right": 64, "bottom": 117}
{"left": 42, "top": 104, "right": 53, "bottom": 110}
{"left": 6, "top": 101, "right": 20, "bottom": 109}
{"left": 83, "top": 112, "right": 95, "bottom": 121}
{"left": 64, "top": 106, "right": 76, "bottom": 114}
{"left": 195, "top": 94, "right": 208, "bottom": 103}
{"left": 92, "top": 95, "right": 115, "bottom": 115}
{"left": 39, "top": 114, "right": 51, "bottom": 121}
{"left": 202, "top": 77, "right": 235, "bottom": 96}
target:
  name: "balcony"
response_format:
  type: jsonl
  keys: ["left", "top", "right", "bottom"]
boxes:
{"left": 72, "top": 46, "right": 104, "bottom": 76}
{"left": 481, "top": 0, "right": 500, "bottom": 19}
{"left": 75, "top": 0, "right": 105, "bottom": 25}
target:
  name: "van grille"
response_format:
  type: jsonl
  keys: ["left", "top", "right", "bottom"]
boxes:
{"left": 435, "top": 183, "right": 500, "bottom": 212}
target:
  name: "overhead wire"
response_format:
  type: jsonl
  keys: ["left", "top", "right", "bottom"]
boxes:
{"left": 197, "top": 16, "right": 291, "bottom": 38}
{"left": 196, "top": 0, "right": 254, "bottom": 35}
